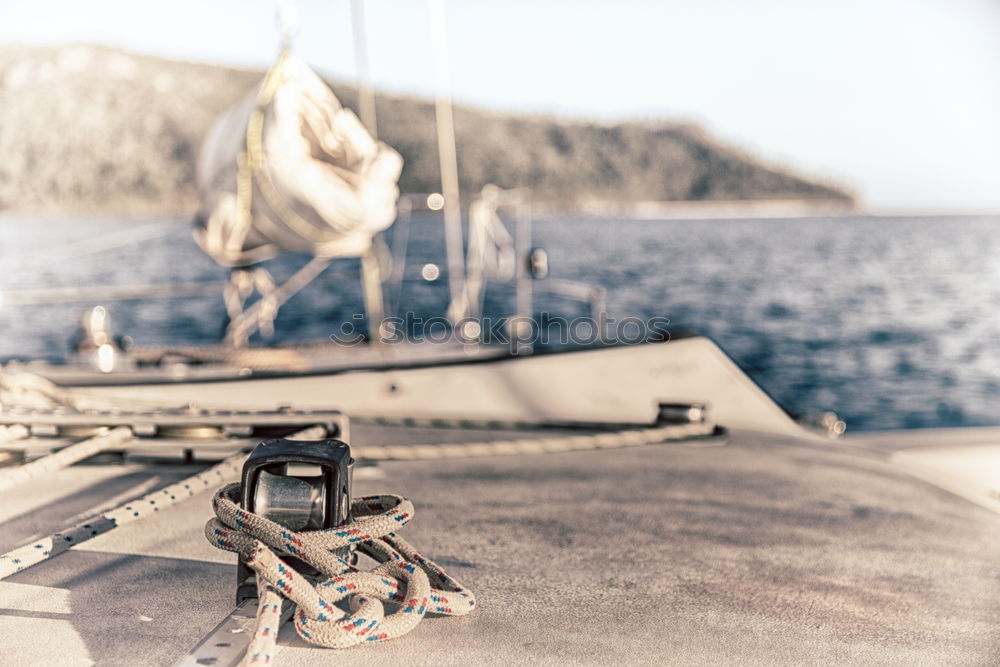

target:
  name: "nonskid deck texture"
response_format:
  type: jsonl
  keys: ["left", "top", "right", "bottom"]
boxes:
{"left": 2, "top": 424, "right": 999, "bottom": 665}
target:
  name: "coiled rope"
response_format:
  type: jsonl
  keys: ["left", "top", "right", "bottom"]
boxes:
{"left": 201, "top": 420, "right": 717, "bottom": 664}
{"left": 0, "top": 411, "right": 721, "bottom": 667}
{"left": 207, "top": 488, "right": 475, "bottom": 663}
{"left": 0, "top": 373, "right": 721, "bottom": 663}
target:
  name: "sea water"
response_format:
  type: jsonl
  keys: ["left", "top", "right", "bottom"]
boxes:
{"left": 0, "top": 213, "right": 997, "bottom": 431}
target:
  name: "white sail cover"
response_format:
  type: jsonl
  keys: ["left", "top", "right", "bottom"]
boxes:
{"left": 195, "top": 53, "right": 403, "bottom": 267}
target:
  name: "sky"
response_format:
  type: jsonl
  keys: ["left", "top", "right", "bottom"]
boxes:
{"left": 1, "top": 0, "right": 998, "bottom": 212}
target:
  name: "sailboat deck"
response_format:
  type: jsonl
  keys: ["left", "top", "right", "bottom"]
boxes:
{"left": 2, "top": 424, "right": 999, "bottom": 665}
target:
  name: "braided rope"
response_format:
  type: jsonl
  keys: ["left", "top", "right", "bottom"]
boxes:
{"left": 0, "top": 426, "right": 134, "bottom": 492}
{"left": 207, "top": 486, "right": 475, "bottom": 661}
{"left": 0, "top": 424, "right": 30, "bottom": 444}
{"left": 355, "top": 414, "right": 635, "bottom": 430}
{"left": 246, "top": 585, "right": 287, "bottom": 665}
{"left": 0, "top": 404, "right": 720, "bottom": 663}
{"left": 0, "top": 425, "right": 328, "bottom": 580}
{"left": 205, "top": 421, "right": 717, "bottom": 663}
{"left": 356, "top": 421, "right": 717, "bottom": 460}
{"left": 0, "top": 421, "right": 718, "bottom": 581}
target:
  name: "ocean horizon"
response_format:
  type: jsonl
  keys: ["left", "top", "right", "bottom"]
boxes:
{"left": 0, "top": 212, "right": 996, "bottom": 432}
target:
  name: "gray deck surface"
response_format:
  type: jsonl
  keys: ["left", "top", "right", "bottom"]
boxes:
{"left": 2, "top": 426, "right": 999, "bottom": 666}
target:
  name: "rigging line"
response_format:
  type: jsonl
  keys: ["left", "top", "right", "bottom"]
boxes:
{"left": 2, "top": 219, "right": 181, "bottom": 269}
{"left": 355, "top": 421, "right": 719, "bottom": 461}
{"left": 350, "top": 0, "right": 378, "bottom": 139}
{"left": 428, "top": 0, "right": 467, "bottom": 325}
{"left": 198, "top": 421, "right": 717, "bottom": 662}
{"left": 0, "top": 426, "right": 135, "bottom": 493}
{"left": 0, "top": 280, "right": 227, "bottom": 307}
{"left": 385, "top": 198, "right": 413, "bottom": 322}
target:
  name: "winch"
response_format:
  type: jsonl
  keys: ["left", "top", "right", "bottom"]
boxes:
{"left": 177, "top": 408, "right": 712, "bottom": 662}
{"left": 236, "top": 437, "right": 353, "bottom": 604}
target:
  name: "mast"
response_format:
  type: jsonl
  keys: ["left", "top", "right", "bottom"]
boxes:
{"left": 350, "top": 0, "right": 378, "bottom": 138}
{"left": 350, "top": 0, "right": 386, "bottom": 342}
{"left": 428, "top": 0, "right": 467, "bottom": 324}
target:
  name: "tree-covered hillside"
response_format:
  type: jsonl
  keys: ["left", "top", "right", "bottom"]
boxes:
{"left": 0, "top": 45, "right": 853, "bottom": 214}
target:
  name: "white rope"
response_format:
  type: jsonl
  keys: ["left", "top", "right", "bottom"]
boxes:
{"left": 0, "top": 281, "right": 226, "bottom": 307}
{"left": 0, "top": 424, "right": 30, "bottom": 444}
{"left": 0, "top": 370, "right": 88, "bottom": 410}
{"left": 0, "top": 384, "right": 720, "bottom": 663}
{"left": 350, "top": 0, "right": 378, "bottom": 139}
{"left": 4, "top": 220, "right": 179, "bottom": 270}
{"left": 0, "top": 366, "right": 722, "bottom": 662}
{"left": 356, "top": 421, "right": 716, "bottom": 460}
{"left": 0, "top": 426, "right": 134, "bottom": 492}
{"left": 428, "top": 0, "right": 467, "bottom": 325}
{"left": 0, "top": 425, "right": 328, "bottom": 581}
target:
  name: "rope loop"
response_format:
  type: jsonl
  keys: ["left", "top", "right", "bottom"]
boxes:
{"left": 206, "top": 484, "right": 476, "bottom": 649}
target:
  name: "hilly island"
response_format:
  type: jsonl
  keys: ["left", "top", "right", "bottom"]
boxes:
{"left": 0, "top": 45, "right": 853, "bottom": 215}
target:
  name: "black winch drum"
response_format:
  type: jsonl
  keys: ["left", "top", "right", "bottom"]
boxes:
{"left": 237, "top": 438, "right": 354, "bottom": 603}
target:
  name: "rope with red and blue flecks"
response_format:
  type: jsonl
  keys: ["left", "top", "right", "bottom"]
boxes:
{"left": 206, "top": 484, "right": 476, "bottom": 660}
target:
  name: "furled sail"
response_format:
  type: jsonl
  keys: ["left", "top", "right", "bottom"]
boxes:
{"left": 195, "top": 52, "right": 403, "bottom": 267}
